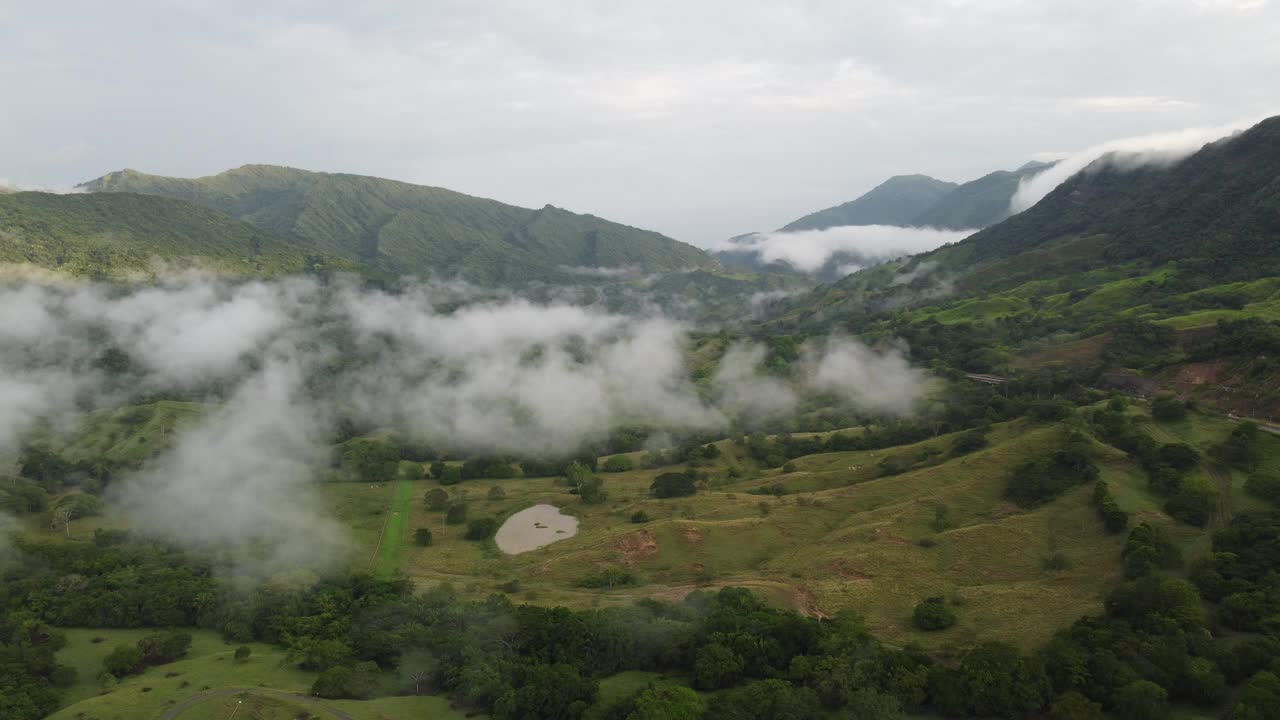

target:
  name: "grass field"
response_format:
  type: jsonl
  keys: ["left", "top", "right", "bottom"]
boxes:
{"left": 374, "top": 469, "right": 416, "bottom": 578}
{"left": 308, "top": 412, "right": 1267, "bottom": 651}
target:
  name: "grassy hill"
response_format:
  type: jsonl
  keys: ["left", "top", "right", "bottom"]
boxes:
{"left": 0, "top": 191, "right": 358, "bottom": 279}
{"left": 779, "top": 174, "right": 958, "bottom": 232}
{"left": 81, "top": 165, "right": 713, "bottom": 283}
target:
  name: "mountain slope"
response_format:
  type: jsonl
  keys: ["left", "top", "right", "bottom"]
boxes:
{"left": 772, "top": 115, "right": 1280, "bottom": 332}
{"left": 910, "top": 162, "right": 1050, "bottom": 230}
{"left": 81, "top": 165, "right": 711, "bottom": 283}
{"left": 779, "top": 174, "right": 958, "bottom": 232}
{"left": 0, "top": 191, "right": 355, "bottom": 279}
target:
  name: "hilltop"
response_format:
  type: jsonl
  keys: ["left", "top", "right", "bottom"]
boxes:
{"left": 81, "top": 164, "right": 713, "bottom": 283}
{"left": 779, "top": 174, "right": 958, "bottom": 232}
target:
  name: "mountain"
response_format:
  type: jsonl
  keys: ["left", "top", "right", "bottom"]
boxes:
{"left": 778, "top": 174, "right": 958, "bottom": 232}
{"left": 0, "top": 191, "right": 355, "bottom": 279}
{"left": 771, "top": 115, "right": 1280, "bottom": 340}
{"left": 910, "top": 162, "right": 1050, "bottom": 230}
{"left": 80, "top": 164, "right": 712, "bottom": 283}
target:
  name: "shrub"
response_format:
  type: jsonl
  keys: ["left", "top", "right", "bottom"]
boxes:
{"left": 487, "top": 485, "right": 506, "bottom": 500}
{"left": 1151, "top": 396, "right": 1187, "bottom": 422}
{"left": 102, "top": 644, "right": 144, "bottom": 677}
{"left": 951, "top": 430, "right": 989, "bottom": 456}
{"left": 234, "top": 646, "right": 251, "bottom": 663}
{"left": 445, "top": 501, "right": 468, "bottom": 525}
{"left": 912, "top": 596, "right": 957, "bottom": 631}
{"left": 630, "top": 511, "right": 650, "bottom": 523}
{"left": 578, "top": 566, "right": 637, "bottom": 588}
{"left": 438, "top": 465, "right": 463, "bottom": 485}
{"left": 602, "top": 455, "right": 634, "bottom": 472}
{"left": 1042, "top": 553, "right": 1072, "bottom": 571}
{"left": 1113, "top": 680, "right": 1169, "bottom": 720}
{"left": 414, "top": 528, "right": 433, "bottom": 546}
{"left": 424, "top": 488, "right": 449, "bottom": 511}
{"left": 930, "top": 504, "right": 952, "bottom": 532}
{"left": 651, "top": 472, "right": 697, "bottom": 498}
{"left": 464, "top": 517, "right": 498, "bottom": 541}
{"left": 1246, "top": 470, "right": 1280, "bottom": 505}
{"left": 1091, "top": 481, "right": 1129, "bottom": 533}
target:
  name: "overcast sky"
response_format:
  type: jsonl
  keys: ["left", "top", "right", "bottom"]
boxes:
{"left": 2, "top": 1, "right": 1276, "bottom": 246}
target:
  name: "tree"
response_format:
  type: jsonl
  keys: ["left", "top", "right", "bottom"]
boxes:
{"left": 446, "top": 500, "right": 468, "bottom": 525}
{"left": 1049, "top": 691, "right": 1104, "bottom": 720}
{"left": 707, "top": 679, "right": 821, "bottom": 720}
{"left": 693, "top": 642, "right": 743, "bottom": 689}
{"left": 465, "top": 517, "right": 498, "bottom": 541}
{"left": 1213, "top": 422, "right": 1262, "bottom": 470}
{"left": 603, "top": 455, "right": 634, "bottom": 472}
{"left": 1151, "top": 396, "right": 1187, "bottom": 422}
{"left": 414, "top": 528, "right": 434, "bottom": 546}
{"left": 626, "top": 685, "right": 704, "bottom": 720}
{"left": 1113, "top": 680, "right": 1169, "bottom": 720}
{"left": 102, "top": 644, "right": 144, "bottom": 677}
{"left": 137, "top": 631, "right": 190, "bottom": 665}
{"left": 341, "top": 438, "right": 401, "bottom": 482}
{"left": 439, "top": 465, "right": 463, "bottom": 485}
{"left": 424, "top": 488, "right": 449, "bottom": 511}
{"left": 912, "top": 597, "right": 956, "bottom": 631}
{"left": 234, "top": 646, "right": 251, "bottom": 663}
{"left": 651, "top": 472, "right": 697, "bottom": 498}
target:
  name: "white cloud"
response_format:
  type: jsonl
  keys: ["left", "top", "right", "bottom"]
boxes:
{"left": 715, "top": 225, "right": 976, "bottom": 274}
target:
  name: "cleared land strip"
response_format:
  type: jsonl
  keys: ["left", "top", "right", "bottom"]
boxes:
{"left": 374, "top": 477, "right": 415, "bottom": 578}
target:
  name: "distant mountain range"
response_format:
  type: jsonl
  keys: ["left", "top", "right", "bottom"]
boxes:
{"left": 771, "top": 115, "right": 1280, "bottom": 330}
{"left": 715, "top": 161, "right": 1053, "bottom": 274}
{"left": 68, "top": 165, "right": 712, "bottom": 283}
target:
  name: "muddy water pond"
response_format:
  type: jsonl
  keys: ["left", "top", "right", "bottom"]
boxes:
{"left": 495, "top": 504, "right": 580, "bottom": 554}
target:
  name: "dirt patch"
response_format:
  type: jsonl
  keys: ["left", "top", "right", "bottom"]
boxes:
{"left": 1173, "top": 361, "right": 1224, "bottom": 386}
{"left": 794, "top": 587, "right": 830, "bottom": 619}
{"left": 680, "top": 524, "right": 704, "bottom": 546}
{"left": 615, "top": 530, "right": 659, "bottom": 566}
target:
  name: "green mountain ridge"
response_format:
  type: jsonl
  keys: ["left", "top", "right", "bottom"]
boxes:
{"left": 0, "top": 191, "right": 357, "bottom": 279}
{"left": 80, "top": 164, "right": 712, "bottom": 283}
{"left": 779, "top": 174, "right": 958, "bottom": 232}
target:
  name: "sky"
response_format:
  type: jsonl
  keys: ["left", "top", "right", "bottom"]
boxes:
{"left": 1, "top": 0, "right": 1277, "bottom": 246}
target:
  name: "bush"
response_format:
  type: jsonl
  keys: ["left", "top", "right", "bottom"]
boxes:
{"left": 651, "top": 472, "right": 697, "bottom": 498}
{"left": 424, "top": 488, "right": 449, "bottom": 511}
{"left": 438, "top": 465, "right": 463, "bottom": 485}
{"left": 137, "top": 631, "right": 191, "bottom": 665}
{"left": 1113, "top": 680, "right": 1169, "bottom": 720}
{"left": 1042, "top": 553, "right": 1072, "bottom": 571}
{"left": 487, "top": 485, "right": 506, "bottom": 500}
{"left": 1004, "top": 434, "right": 1098, "bottom": 507}
{"left": 1245, "top": 470, "right": 1280, "bottom": 505}
{"left": 102, "top": 644, "right": 144, "bottom": 677}
{"left": 1151, "top": 396, "right": 1187, "bottom": 422}
{"left": 1091, "top": 481, "right": 1130, "bottom": 533}
{"left": 912, "top": 596, "right": 957, "bottom": 631}
{"left": 1165, "top": 475, "right": 1217, "bottom": 527}
{"left": 445, "top": 501, "right": 468, "bottom": 525}
{"left": 602, "top": 455, "right": 634, "bottom": 472}
{"left": 578, "top": 566, "right": 637, "bottom": 588}
{"left": 414, "top": 528, "right": 433, "bottom": 546}
{"left": 951, "top": 430, "right": 989, "bottom": 456}
{"left": 464, "top": 517, "right": 498, "bottom": 540}
{"left": 234, "top": 646, "right": 251, "bottom": 663}
{"left": 630, "top": 511, "right": 650, "bottom": 523}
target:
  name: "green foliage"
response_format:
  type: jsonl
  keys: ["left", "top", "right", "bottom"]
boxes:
{"left": 445, "top": 500, "right": 468, "bottom": 525}
{"left": 629, "top": 511, "right": 650, "bottom": 524}
{"left": 1004, "top": 432, "right": 1098, "bottom": 507}
{"left": 234, "top": 646, "right": 251, "bottom": 663}
{"left": 693, "top": 643, "right": 745, "bottom": 690}
{"left": 625, "top": 685, "right": 705, "bottom": 720}
{"left": 1212, "top": 422, "right": 1263, "bottom": 470}
{"left": 1048, "top": 691, "right": 1104, "bottom": 720}
{"left": 0, "top": 191, "right": 352, "bottom": 279}
{"left": 1245, "top": 469, "right": 1280, "bottom": 505}
{"left": 101, "top": 644, "right": 143, "bottom": 677}
{"left": 1112, "top": 680, "right": 1169, "bottom": 720}
{"left": 1106, "top": 321, "right": 1180, "bottom": 369}
{"left": 438, "top": 465, "right": 463, "bottom": 485}
{"left": 706, "top": 678, "right": 822, "bottom": 719}
{"left": 1151, "top": 395, "right": 1188, "bottom": 422}
{"left": 912, "top": 597, "right": 957, "bottom": 631}
{"left": 1090, "top": 481, "right": 1129, "bottom": 533}
{"left": 311, "top": 661, "right": 382, "bottom": 700}
{"left": 135, "top": 631, "right": 191, "bottom": 666}
{"left": 1164, "top": 475, "right": 1217, "bottom": 527}
{"left": 603, "top": 455, "right": 634, "bottom": 472}
{"left": 414, "top": 528, "right": 434, "bottom": 546}
{"left": 927, "top": 641, "right": 1050, "bottom": 718}
{"left": 651, "top": 472, "right": 697, "bottom": 498}
{"left": 424, "top": 488, "right": 449, "bottom": 511}
{"left": 340, "top": 438, "right": 401, "bottom": 483}
{"left": 1122, "top": 522, "right": 1183, "bottom": 579}
{"left": 83, "top": 165, "right": 711, "bottom": 283}
{"left": 465, "top": 517, "right": 498, "bottom": 541}
{"left": 578, "top": 567, "right": 638, "bottom": 589}
{"left": 487, "top": 485, "right": 507, "bottom": 500}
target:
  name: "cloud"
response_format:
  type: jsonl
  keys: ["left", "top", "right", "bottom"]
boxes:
{"left": 1009, "top": 120, "right": 1256, "bottom": 213}
{"left": 804, "top": 337, "right": 931, "bottom": 416}
{"left": 714, "top": 225, "right": 976, "bottom": 275}
{"left": 0, "top": 178, "right": 86, "bottom": 194}
{"left": 0, "top": 272, "right": 938, "bottom": 570}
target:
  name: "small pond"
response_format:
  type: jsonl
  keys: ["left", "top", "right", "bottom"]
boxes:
{"left": 494, "top": 504, "right": 580, "bottom": 554}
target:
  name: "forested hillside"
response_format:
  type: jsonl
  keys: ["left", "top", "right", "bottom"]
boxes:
{"left": 0, "top": 191, "right": 353, "bottom": 279}
{"left": 81, "top": 165, "right": 713, "bottom": 283}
